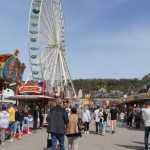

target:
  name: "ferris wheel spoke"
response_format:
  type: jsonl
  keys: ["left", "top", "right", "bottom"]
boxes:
{"left": 45, "top": 50, "right": 58, "bottom": 80}
{"left": 40, "top": 14, "right": 54, "bottom": 42}
{"left": 44, "top": 0, "right": 56, "bottom": 33}
{"left": 42, "top": 49, "right": 57, "bottom": 80}
{"left": 39, "top": 31, "right": 55, "bottom": 46}
{"left": 40, "top": 49, "right": 55, "bottom": 65}
{"left": 40, "top": 3, "right": 56, "bottom": 40}
{"left": 41, "top": 1, "right": 56, "bottom": 39}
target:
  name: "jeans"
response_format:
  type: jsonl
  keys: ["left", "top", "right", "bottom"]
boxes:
{"left": 99, "top": 121, "right": 103, "bottom": 133}
{"left": 14, "top": 121, "right": 21, "bottom": 135}
{"left": 20, "top": 121, "right": 24, "bottom": 132}
{"left": 9, "top": 122, "right": 15, "bottom": 137}
{"left": 51, "top": 133, "right": 65, "bottom": 150}
{"left": 102, "top": 121, "right": 107, "bottom": 135}
{"left": 144, "top": 127, "right": 150, "bottom": 150}
{"left": 24, "top": 117, "right": 30, "bottom": 132}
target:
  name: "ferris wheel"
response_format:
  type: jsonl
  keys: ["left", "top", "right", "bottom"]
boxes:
{"left": 28, "top": 0, "right": 76, "bottom": 97}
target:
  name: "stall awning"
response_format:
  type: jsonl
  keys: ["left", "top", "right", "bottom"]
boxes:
{"left": 7, "top": 95, "right": 56, "bottom": 101}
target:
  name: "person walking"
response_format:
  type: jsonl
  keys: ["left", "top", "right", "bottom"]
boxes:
{"left": 67, "top": 107, "right": 81, "bottom": 150}
{"left": 23, "top": 106, "right": 31, "bottom": 134}
{"left": 127, "top": 109, "right": 133, "bottom": 128}
{"left": 110, "top": 105, "right": 118, "bottom": 134}
{"left": 120, "top": 111, "right": 125, "bottom": 127}
{"left": 99, "top": 109, "right": 104, "bottom": 135}
{"left": 94, "top": 106, "right": 100, "bottom": 134}
{"left": 142, "top": 101, "right": 150, "bottom": 150}
{"left": 8, "top": 104, "right": 16, "bottom": 142}
{"left": 0, "top": 104, "right": 9, "bottom": 145}
{"left": 102, "top": 109, "right": 108, "bottom": 136}
{"left": 15, "top": 106, "right": 24, "bottom": 138}
{"left": 135, "top": 108, "right": 141, "bottom": 129}
{"left": 82, "top": 107, "right": 91, "bottom": 134}
{"left": 32, "top": 105, "right": 39, "bottom": 131}
{"left": 47, "top": 99, "right": 68, "bottom": 150}
{"left": 39, "top": 108, "right": 44, "bottom": 129}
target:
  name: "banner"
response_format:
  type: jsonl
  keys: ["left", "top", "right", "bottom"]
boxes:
{"left": 0, "top": 54, "right": 18, "bottom": 81}
{"left": 0, "top": 54, "right": 12, "bottom": 78}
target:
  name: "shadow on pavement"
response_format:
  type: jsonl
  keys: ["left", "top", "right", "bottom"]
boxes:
{"left": 133, "top": 141, "right": 144, "bottom": 145}
{"left": 89, "top": 131, "right": 97, "bottom": 135}
{"left": 127, "top": 128, "right": 144, "bottom": 132}
{"left": 115, "top": 144, "right": 144, "bottom": 150}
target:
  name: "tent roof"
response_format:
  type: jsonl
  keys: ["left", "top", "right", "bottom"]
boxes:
{"left": 7, "top": 95, "right": 56, "bottom": 101}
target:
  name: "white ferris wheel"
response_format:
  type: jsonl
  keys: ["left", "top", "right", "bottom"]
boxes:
{"left": 28, "top": 0, "right": 76, "bottom": 97}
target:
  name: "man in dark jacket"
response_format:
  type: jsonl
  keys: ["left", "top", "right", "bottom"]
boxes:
{"left": 47, "top": 99, "right": 68, "bottom": 150}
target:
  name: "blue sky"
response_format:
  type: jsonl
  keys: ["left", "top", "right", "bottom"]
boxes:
{"left": 0, "top": 0, "right": 150, "bottom": 79}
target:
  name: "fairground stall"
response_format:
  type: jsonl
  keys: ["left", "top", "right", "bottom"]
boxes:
{"left": 0, "top": 49, "right": 26, "bottom": 103}
{"left": 123, "top": 93, "right": 150, "bottom": 106}
{"left": 8, "top": 80, "right": 56, "bottom": 126}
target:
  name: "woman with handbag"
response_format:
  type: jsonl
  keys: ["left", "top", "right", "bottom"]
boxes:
{"left": 66, "top": 107, "right": 81, "bottom": 150}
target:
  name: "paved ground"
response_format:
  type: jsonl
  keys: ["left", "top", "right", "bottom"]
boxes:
{"left": 1, "top": 127, "right": 145, "bottom": 150}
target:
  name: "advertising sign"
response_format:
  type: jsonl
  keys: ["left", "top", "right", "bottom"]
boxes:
{"left": 18, "top": 81, "right": 42, "bottom": 94}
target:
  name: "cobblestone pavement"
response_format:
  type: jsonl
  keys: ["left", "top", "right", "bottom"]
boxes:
{"left": 1, "top": 127, "right": 144, "bottom": 150}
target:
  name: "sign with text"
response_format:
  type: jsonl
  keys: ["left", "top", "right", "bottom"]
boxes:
{"left": 18, "top": 81, "right": 42, "bottom": 94}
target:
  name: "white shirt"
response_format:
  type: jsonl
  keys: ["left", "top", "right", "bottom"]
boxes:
{"left": 0, "top": 111, "right": 9, "bottom": 128}
{"left": 66, "top": 107, "right": 71, "bottom": 116}
{"left": 82, "top": 110, "right": 91, "bottom": 123}
{"left": 120, "top": 112, "right": 125, "bottom": 120}
{"left": 94, "top": 109, "right": 100, "bottom": 122}
{"left": 142, "top": 108, "right": 150, "bottom": 127}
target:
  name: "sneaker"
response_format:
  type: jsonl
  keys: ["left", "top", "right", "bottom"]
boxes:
{"left": 28, "top": 131, "right": 32, "bottom": 135}
{"left": 18, "top": 135, "right": 22, "bottom": 139}
{"left": 20, "top": 132, "right": 23, "bottom": 136}
{"left": 10, "top": 138, "right": 14, "bottom": 142}
{"left": 1, "top": 142, "right": 5, "bottom": 146}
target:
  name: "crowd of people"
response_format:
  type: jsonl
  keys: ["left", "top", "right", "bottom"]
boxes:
{"left": 47, "top": 99, "right": 150, "bottom": 150}
{"left": 0, "top": 103, "right": 44, "bottom": 146}
{"left": 1, "top": 99, "right": 150, "bottom": 150}
{"left": 46, "top": 100, "right": 122, "bottom": 150}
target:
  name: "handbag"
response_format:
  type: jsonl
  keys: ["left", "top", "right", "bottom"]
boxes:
{"left": 47, "top": 133, "right": 52, "bottom": 148}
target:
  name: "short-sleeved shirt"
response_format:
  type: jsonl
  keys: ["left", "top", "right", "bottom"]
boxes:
{"left": 0, "top": 111, "right": 9, "bottom": 128}
{"left": 94, "top": 109, "right": 100, "bottom": 122}
{"left": 110, "top": 108, "right": 118, "bottom": 120}
{"left": 8, "top": 107, "right": 16, "bottom": 122}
